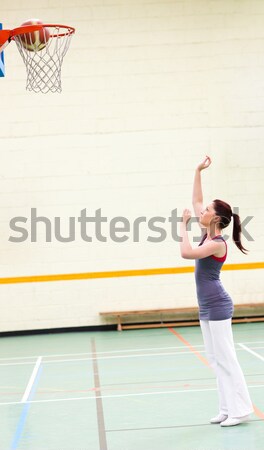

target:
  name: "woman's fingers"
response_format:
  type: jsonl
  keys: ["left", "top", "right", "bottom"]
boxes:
{"left": 197, "top": 155, "right": 212, "bottom": 171}
{"left": 182, "top": 208, "right": 192, "bottom": 223}
{"left": 201, "top": 155, "right": 212, "bottom": 169}
{"left": 205, "top": 155, "right": 212, "bottom": 165}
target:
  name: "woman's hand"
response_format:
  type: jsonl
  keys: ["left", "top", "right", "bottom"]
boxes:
{"left": 182, "top": 208, "right": 192, "bottom": 226}
{"left": 197, "top": 155, "right": 212, "bottom": 172}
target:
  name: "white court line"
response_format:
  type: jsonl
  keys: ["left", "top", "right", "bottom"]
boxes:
{"left": 40, "top": 347, "right": 264, "bottom": 364}
{"left": 1, "top": 341, "right": 264, "bottom": 363}
{"left": 0, "top": 351, "right": 206, "bottom": 367}
{"left": 0, "top": 341, "right": 264, "bottom": 365}
{"left": 0, "top": 345, "right": 205, "bottom": 362}
{"left": 0, "top": 384, "right": 264, "bottom": 408}
{"left": 0, "top": 355, "right": 38, "bottom": 362}
{"left": 238, "top": 343, "right": 264, "bottom": 362}
{"left": 1, "top": 346, "right": 264, "bottom": 368}
{"left": 44, "top": 350, "right": 205, "bottom": 364}
{"left": 21, "top": 357, "right": 42, "bottom": 403}
{"left": 0, "top": 362, "right": 36, "bottom": 367}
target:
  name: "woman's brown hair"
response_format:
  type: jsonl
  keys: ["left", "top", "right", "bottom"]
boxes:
{"left": 213, "top": 199, "right": 248, "bottom": 254}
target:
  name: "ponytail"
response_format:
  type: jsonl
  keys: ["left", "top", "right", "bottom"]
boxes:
{"left": 232, "top": 213, "right": 248, "bottom": 254}
{"left": 213, "top": 199, "right": 248, "bottom": 254}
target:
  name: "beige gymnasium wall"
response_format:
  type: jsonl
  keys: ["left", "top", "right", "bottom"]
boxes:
{"left": 0, "top": 0, "right": 263, "bottom": 332}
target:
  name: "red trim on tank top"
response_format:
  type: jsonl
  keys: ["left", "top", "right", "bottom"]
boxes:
{"left": 210, "top": 236, "right": 227, "bottom": 262}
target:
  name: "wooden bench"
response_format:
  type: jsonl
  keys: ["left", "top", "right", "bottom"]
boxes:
{"left": 100, "top": 303, "right": 264, "bottom": 331}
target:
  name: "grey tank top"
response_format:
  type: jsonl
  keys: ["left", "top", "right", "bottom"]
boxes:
{"left": 195, "top": 234, "right": 234, "bottom": 321}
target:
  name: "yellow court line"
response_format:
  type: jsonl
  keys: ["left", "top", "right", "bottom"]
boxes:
{"left": 222, "top": 262, "right": 264, "bottom": 271}
{"left": 0, "top": 262, "right": 263, "bottom": 285}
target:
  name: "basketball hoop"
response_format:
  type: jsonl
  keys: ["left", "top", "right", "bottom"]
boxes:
{"left": 11, "top": 24, "right": 75, "bottom": 93}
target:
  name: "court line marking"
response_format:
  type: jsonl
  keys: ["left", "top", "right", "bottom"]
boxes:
{"left": 238, "top": 343, "right": 264, "bottom": 362}
{"left": 0, "top": 261, "right": 263, "bottom": 284}
{"left": 0, "top": 362, "right": 38, "bottom": 367}
{"left": 0, "top": 351, "right": 208, "bottom": 367}
{"left": 0, "top": 346, "right": 205, "bottom": 362}
{"left": 2, "top": 378, "right": 264, "bottom": 399}
{"left": 36, "top": 351, "right": 209, "bottom": 363}
{"left": 106, "top": 419, "right": 262, "bottom": 433}
{"left": 168, "top": 329, "right": 210, "bottom": 367}
{"left": 1, "top": 346, "right": 262, "bottom": 367}
{"left": 11, "top": 360, "right": 42, "bottom": 450}
{"left": 91, "top": 338, "right": 108, "bottom": 450}
{"left": 253, "top": 404, "right": 264, "bottom": 420}
{"left": 0, "top": 384, "right": 264, "bottom": 408}
{"left": 21, "top": 357, "right": 42, "bottom": 403}
{"left": 2, "top": 378, "right": 264, "bottom": 398}
{"left": 1, "top": 341, "right": 264, "bottom": 362}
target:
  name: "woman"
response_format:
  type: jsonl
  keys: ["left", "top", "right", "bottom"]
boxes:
{"left": 180, "top": 155, "right": 254, "bottom": 427}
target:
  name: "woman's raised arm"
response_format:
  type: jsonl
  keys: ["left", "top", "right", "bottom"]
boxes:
{"left": 192, "top": 155, "right": 211, "bottom": 224}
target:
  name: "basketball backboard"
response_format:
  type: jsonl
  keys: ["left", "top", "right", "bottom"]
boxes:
{"left": 0, "top": 23, "right": 5, "bottom": 77}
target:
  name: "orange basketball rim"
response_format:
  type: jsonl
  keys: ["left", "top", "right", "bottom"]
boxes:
{"left": 0, "top": 22, "right": 75, "bottom": 93}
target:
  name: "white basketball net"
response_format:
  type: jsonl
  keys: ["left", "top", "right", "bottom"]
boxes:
{"left": 13, "top": 25, "right": 74, "bottom": 93}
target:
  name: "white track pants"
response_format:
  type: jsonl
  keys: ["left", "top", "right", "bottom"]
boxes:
{"left": 200, "top": 319, "right": 254, "bottom": 418}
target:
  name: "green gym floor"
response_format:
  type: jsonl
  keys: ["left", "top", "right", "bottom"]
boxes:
{"left": 0, "top": 323, "right": 264, "bottom": 450}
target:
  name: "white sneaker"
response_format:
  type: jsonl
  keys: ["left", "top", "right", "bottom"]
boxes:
{"left": 220, "top": 415, "right": 251, "bottom": 427}
{"left": 210, "top": 413, "right": 228, "bottom": 424}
